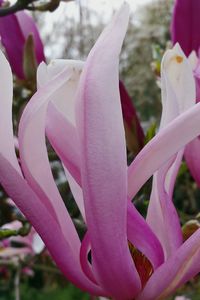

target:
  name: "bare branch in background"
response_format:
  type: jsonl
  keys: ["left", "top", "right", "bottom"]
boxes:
{"left": 0, "top": 0, "right": 73, "bottom": 16}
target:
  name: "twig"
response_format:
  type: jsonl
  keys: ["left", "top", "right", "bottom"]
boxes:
{"left": 14, "top": 266, "right": 21, "bottom": 300}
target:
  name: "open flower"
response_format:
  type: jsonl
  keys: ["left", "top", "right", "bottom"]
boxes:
{"left": 171, "top": 0, "right": 200, "bottom": 187}
{"left": 0, "top": 6, "right": 45, "bottom": 79}
{"left": 1, "top": 4, "right": 200, "bottom": 299}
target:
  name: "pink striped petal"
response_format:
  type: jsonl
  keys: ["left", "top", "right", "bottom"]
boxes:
{"left": 42, "top": 61, "right": 84, "bottom": 217}
{"left": 127, "top": 201, "right": 164, "bottom": 270}
{"left": 16, "top": 11, "right": 45, "bottom": 65}
{"left": 0, "top": 15, "right": 25, "bottom": 78}
{"left": 0, "top": 154, "right": 105, "bottom": 296}
{"left": 184, "top": 138, "right": 200, "bottom": 186}
{"left": 46, "top": 101, "right": 81, "bottom": 185}
{"left": 80, "top": 232, "right": 97, "bottom": 284}
{"left": 75, "top": 4, "right": 141, "bottom": 298}
{"left": 119, "top": 80, "right": 144, "bottom": 153}
{"left": 146, "top": 44, "right": 195, "bottom": 258}
{"left": 171, "top": 0, "right": 200, "bottom": 56}
{"left": 128, "top": 102, "right": 200, "bottom": 200}
{"left": 18, "top": 66, "right": 81, "bottom": 254}
{"left": 136, "top": 229, "right": 200, "bottom": 300}
{"left": 0, "top": 12, "right": 45, "bottom": 79}
{"left": 0, "top": 50, "right": 21, "bottom": 174}
{"left": 64, "top": 166, "right": 85, "bottom": 220}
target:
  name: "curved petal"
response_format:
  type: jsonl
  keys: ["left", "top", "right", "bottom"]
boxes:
{"left": 16, "top": 11, "right": 45, "bottom": 65}
{"left": 64, "top": 166, "right": 85, "bottom": 220}
{"left": 46, "top": 101, "right": 81, "bottom": 185}
{"left": 46, "top": 77, "right": 164, "bottom": 272}
{"left": 146, "top": 44, "right": 195, "bottom": 258}
{"left": 184, "top": 137, "right": 200, "bottom": 187}
{"left": 128, "top": 102, "right": 200, "bottom": 200}
{"left": 171, "top": 0, "right": 200, "bottom": 56}
{"left": 147, "top": 158, "right": 183, "bottom": 259}
{"left": 127, "top": 201, "right": 164, "bottom": 270}
{"left": 18, "top": 66, "right": 81, "bottom": 254}
{"left": 75, "top": 4, "right": 141, "bottom": 299}
{"left": 119, "top": 81, "right": 144, "bottom": 153}
{"left": 0, "top": 15, "right": 25, "bottom": 78}
{"left": 0, "top": 154, "right": 106, "bottom": 296}
{"left": 0, "top": 50, "right": 21, "bottom": 174}
{"left": 80, "top": 232, "right": 97, "bottom": 284}
{"left": 40, "top": 60, "right": 84, "bottom": 187}
{"left": 43, "top": 60, "right": 84, "bottom": 217}
{"left": 136, "top": 229, "right": 200, "bottom": 300}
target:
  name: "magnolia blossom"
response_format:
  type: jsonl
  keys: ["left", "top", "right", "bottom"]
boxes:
{"left": 171, "top": 0, "right": 200, "bottom": 187}
{"left": 0, "top": 4, "right": 45, "bottom": 79}
{"left": 1, "top": 4, "right": 200, "bottom": 300}
{"left": 171, "top": 0, "right": 200, "bottom": 57}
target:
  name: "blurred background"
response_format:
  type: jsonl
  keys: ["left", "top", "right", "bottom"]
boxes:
{"left": 1, "top": 0, "right": 200, "bottom": 299}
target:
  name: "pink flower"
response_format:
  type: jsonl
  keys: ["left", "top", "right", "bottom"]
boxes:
{"left": 171, "top": 0, "right": 200, "bottom": 187}
{"left": 0, "top": 4, "right": 200, "bottom": 299}
{"left": 0, "top": 7, "right": 45, "bottom": 79}
{"left": 171, "top": 0, "right": 200, "bottom": 57}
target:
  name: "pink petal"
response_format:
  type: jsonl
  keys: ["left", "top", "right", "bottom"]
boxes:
{"left": 146, "top": 44, "right": 195, "bottom": 258}
{"left": 80, "top": 232, "right": 98, "bottom": 284}
{"left": 18, "top": 66, "right": 81, "bottom": 255}
{"left": 16, "top": 11, "right": 45, "bottom": 65}
{"left": 75, "top": 4, "right": 141, "bottom": 298}
{"left": 136, "top": 229, "right": 200, "bottom": 300}
{"left": 0, "top": 154, "right": 105, "bottom": 296}
{"left": 46, "top": 101, "right": 81, "bottom": 185}
{"left": 171, "top": 0, "right": 200, "bottom": 56}
{"left": 184, "top": 138, "right": 200, "bottom": 186}
{"left": 128, "top": 102, "right": 200, "bottom": 200}
{"left": 0, "top": 12, "right": 45, "bottom": 79}
{"left": 0, "top": 50, "right": 22, "bottom": 174}
{"left": 0, "top": 15, "right": 25, "bottom": 78}
{"left": 127, "top": 201, "right": 164, "bottom": 270}
{"left": 119, "top": 81, "right": 144, "bottom": 153}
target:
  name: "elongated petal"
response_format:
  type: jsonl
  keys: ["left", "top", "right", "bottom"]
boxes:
{"left": 127, "top": 201, "right": 164, "bottom": 270}
{"left": 0, "top": 12, "right": 44, "bottom": 79}
{"left": 80, "top": 232, "right": 98, "bottom": 284}
{"left": 64, "top": 166, "right": 85, "bottom": 220}
{"left": 147, "top": 44, "right": 195, "bottom": 258}
{"left": 39, "top": 60, "right": 83, "bottom": 186}
{"left": 128, "top": 102, "right": 200, "bottom": 199}
{"left": 46, "top": 102, "right": 81, "bottom": 185}
{"left": 119, "top": 81, "right": 144, "bottom": 154}
{"left": 47, "top": 99, "right": 164, "bottom": 269}
{"left": 184, "top": 138, "right": 200, "bottom": 186}
{"left": 0, "top": 154, "right": 106, "bottom": 296}
{"left": 136, "top": 229, "right": 200, "bottom": 300}
{"left": 184, "top": 55, "right": 200, "bottom": 187}
{"left": 76, "top": 4, "right": 141, "bottom": 299}
{"left": 171, "top": 0, "right": 200, "bottom": 56}
{"left": 0, "top": 50, "right": 21, "bottom": 174}
{"left": 16, "top": 11, "right": 45, "bottom": 65}
{"left": 42, "top": 60, "right": 84, "bottom": 216}
{"left": 18, "top": 66, "right": 81, "bottom": 254}
{"left": 0, "top": 15, "right": 25, "bottom": 78}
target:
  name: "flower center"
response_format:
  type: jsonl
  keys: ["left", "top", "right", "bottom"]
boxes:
{"left": 175, "top": 55, "right": 183, "bottom": 63}
{"left": 128, "top": 242, "right": 153, "bottom": 288}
